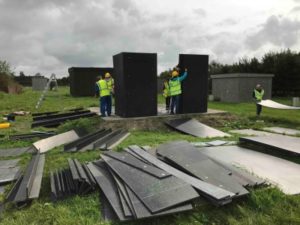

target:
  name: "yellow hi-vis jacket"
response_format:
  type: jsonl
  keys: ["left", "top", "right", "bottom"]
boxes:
{"left": 163, "top": 81, "right": 170, "bottom": 98}
{"left": 169, "top": 79, "right": 181, "bottom": 96}
{"left": 107, "top": 78, "right": 114, "bottom": 92}
{"left": 98, "top": 80, "right": 110, "bottom": 97}
{"left": 254, "top": 89, "right": 264, "bottom": 101}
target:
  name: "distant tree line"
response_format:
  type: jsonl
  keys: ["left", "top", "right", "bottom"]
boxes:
{"left": 158, "top": 50, "right": 300, "bottom": 97}
{"left": 209, "top": 49, "right": 300, "bottom": 97}
{"left": 13, "top": 71, "right": 70, "bottom": 86}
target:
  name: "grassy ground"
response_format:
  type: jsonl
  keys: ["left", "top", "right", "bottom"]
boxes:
{"left": 0, "top": 87, "right": 300, "bottom": 225}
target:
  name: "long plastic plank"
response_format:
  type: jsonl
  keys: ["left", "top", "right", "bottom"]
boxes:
{"left": 28, "top": 154, "right": 45, "bottom": 199}
{"left": 0, "top": 148, "right": 30, "bottom": 157}
{"left": 156, "top": 141, "right": 249, "bottom": 197}
{"left": 128, "top": 145, "right": 234, "bottom": 204}
{"left": 103, "top": 151, "right": 170, "bottom": 178}
{"left": 200, "top": 145, "right": 300, "bottom": 195}
{"left": 33, "top": 110, "right": 90, "bottom": 121}
{"left": 262, "top": 127, "right": 300, "bottom": 136}
{"left": 124, "top": 182, "right": 193, "bottom": 219}
{"left": 240, "top": 134, "right": 300, "bottom": 156}
{"left": 86, "top": 162, "right": 129, "bottom": 221}
{"left": 258, "top": 99, "right": 300, "bottom": 110}
{"left": 64, "top": 129, "right": 107, "bottom": 151}
{"left": 93, "top": 130, "right": 123, "bottom": 149}
{"left": 101, "top": 154, "right": 199, "bottom": 213}
{"left": 13, "top": 154, "right": 39, "bottom": 202}
{"left": 104, "top": 131, "right": 130, "bottom": 150}
{"left": 229, "top": 129, "right": 271, "bottom": 136}
{"left": 32, "top": 112, "right": 96, "bottom": 128}
{"left": 107, "top": 169, "right": 134, "bottom": 218}
{"left": 165, "top": 118, "right": 230, "bottom": 138}
{"left": 33, "top": 130, "right": 79, "bottom": 153}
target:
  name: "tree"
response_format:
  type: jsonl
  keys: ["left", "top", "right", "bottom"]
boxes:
{"left": 0, "top": 60, "right": 12, "bottom": 75}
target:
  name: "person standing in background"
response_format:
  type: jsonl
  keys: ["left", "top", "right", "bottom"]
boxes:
{"left": 253, "top": 84, "right": 265, "bottom": 116}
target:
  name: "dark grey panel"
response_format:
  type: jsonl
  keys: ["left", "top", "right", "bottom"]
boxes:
{"left": 101, "top": 154, "right": 199, "bottom": 213}
{"left": 13, "top": 154, "right": 40, "bottom": 203}
{"left": 107, "top": 169, "right": 134, "bottom": 218}
{"left": 93, "top": 130, "right": 122, "bottom": 149}
{"left": 200, "top": 145, "right": 300, "bottom": 195}
{"left": 64, "top": 129, "right": 107, "bottom": 151}
{"left": 0, "top": 167, "right": 21, "bottom": 184}
{"left": 125, "top": 181, "right": 193, "bottom": 219}
{"left": 165, "top": 118, "right": 230, "bottom": 138}
{"left": 0, "top": 159, "right": 20, "bottom": 168}
{"left": 128, "top": 145, "right": 234, "bottom": 204}
{"left": 100, "top": 190, "right": 118, "bottom": 221}
{"left": 123, "top": 148, "right": 151, "bottom": 164}
{"left": 103, "top": 151, "right": 170, "bottom": 178}
{"left": 240, "top": 134, "right": 300, "bottom": 156}
{"left": 28, "top": 154, "right": 45, "bottom": 199}
{"left": 86, "top": 162, "right": 129, "bottom": 221}
{"left": 156, "top": 141, "right": 248, "bottom": 197}
{"left": 209, "top": 159, "right": 265, "bottom": 187}
{"left": 0, "top": 148, "right": 30, "bottom": 157}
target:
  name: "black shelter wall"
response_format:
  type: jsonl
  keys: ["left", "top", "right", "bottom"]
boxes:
{"left": 178, "top": 54, "right": 208, "bottom": 113}
{"left": 113, "top": 52, "right": 157, "bottom": 117}
{"left": 68, "top": 67, "right": 113, "bottom": 97}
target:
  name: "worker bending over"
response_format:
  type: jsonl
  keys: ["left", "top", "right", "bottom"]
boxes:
{"left": 169, "top": 68, "right": 188, "bottom": 114}
{"left": 253, "top": 84, "right": 264, "bottom": 116}
{"left": 97, "top": 73, "right": 113, "bottom": 117}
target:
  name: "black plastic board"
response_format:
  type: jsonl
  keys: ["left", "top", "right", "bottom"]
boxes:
{"left": 240, "top": 134, "right": 300, "bottom": 156}
{"left": 165, "top": 118, "right": 230, "bottom": 138}
{"left": 33, "top": 110, "right": 90, "bottom": 121}
{"left": 13, "top": 154, "right": 39, "bottom": 203}
{"left": 32, "top": 112, "right": 96, "bottom": 128}
{"left": 0, "top": 148, "right": 30, "bottom": 157}
{"left": 99, "top": 191, "right": 119, "bottom": 221}
{"left": 101, "top": 154, "right": 199, "bottom": 213}
{"left": 93, "top": 130, "right": 122, "bottom": 149}
{"left": 107, "top": 169, "right": 134, "bottom": 218}
{"left": 69, "top": 67, "right": 113, "bottom": 97}
{"left": 103, "top": 151, "right": 170, "bottom": 178}
{"left": 64, "top": 129, "right": 107, "bottom": 151}
{"left": 125, "top": 184, "right": 193, "bottom": 219}
{"left": 178, "top": 54, "right": 208, "bottom": 113}
{"left": 113, "top": 52, "right": 157, "bottom": 117}
{"left": 128, "top": 145, "right": 234, "bottom": 204}
{"left": 157, "top": 141, "right": 248, "bottom": 196}
{"left": 86, "top": 162, "right": 129, "bottom": 221}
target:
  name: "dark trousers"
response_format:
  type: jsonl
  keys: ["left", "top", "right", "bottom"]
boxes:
{"left": 100, "top": 95, "right": 112, "bottom": 116}
{"left": 256, "top": 103, "right": 262, "bottom": 116}
{"left": 170, "top": 95, "right": 180, "bottom": 114}
{"left": 165, "top": 97, "right": 170, "bottom": 110}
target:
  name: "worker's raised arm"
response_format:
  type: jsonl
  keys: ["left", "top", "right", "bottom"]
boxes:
{"left": 178, "top": 68, "right": 188, "bottom": 82}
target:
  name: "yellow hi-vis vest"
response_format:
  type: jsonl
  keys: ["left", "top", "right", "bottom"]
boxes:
{"left": 169, "top": 79, "right": 181, "bottom": 96}
{"left": 107, "top": 78, "right": 114, "bottom": 92}
{"left": 163, "top": 81, "right": 170, "bottom": 98}
{"left": 254, "top": 89, "right": 264, "bottom": 101}
{"left": 98, "top": 80, "right": 110, "bottom": 97}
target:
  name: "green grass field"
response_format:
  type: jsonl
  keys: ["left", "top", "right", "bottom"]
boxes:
{"left": 0, "top": 87, "right": 300, "bottom": 225}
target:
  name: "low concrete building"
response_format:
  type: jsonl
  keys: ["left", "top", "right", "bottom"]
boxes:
{"left": 211, "top": 73, "right": 274, "bottom": 103}
{"left": 32, "top": 76, "right": 48, "bottom": 91}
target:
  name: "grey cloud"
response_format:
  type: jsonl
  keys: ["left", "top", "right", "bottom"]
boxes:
{"left": 193, "top": 8, "right": 206, "bottom": 17}
{"left": 216, "top": 18, "right": 238, "bottom": 26}
{"left": 291, "top": 6, "right": 300, "bottom": 12}
{"left": 246, "top": 15, "right": 300, "bottom": 50}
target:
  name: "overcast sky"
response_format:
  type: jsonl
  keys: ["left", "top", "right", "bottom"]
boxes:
{"left": 1, "top": 0, "right": 300, "bottom": 77}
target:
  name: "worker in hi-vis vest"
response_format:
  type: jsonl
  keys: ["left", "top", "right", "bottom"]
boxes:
{"left": 252, "top": 84, "right": 265, "bottom": 116}
{"left": 97, "top": 75, "right": 112, "bottom": 117}
{"left": 163, "top": 78, "right": 171, "bottom": 111}
{"left": 168, "top": 68, "right": 188, "bottom": 114}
